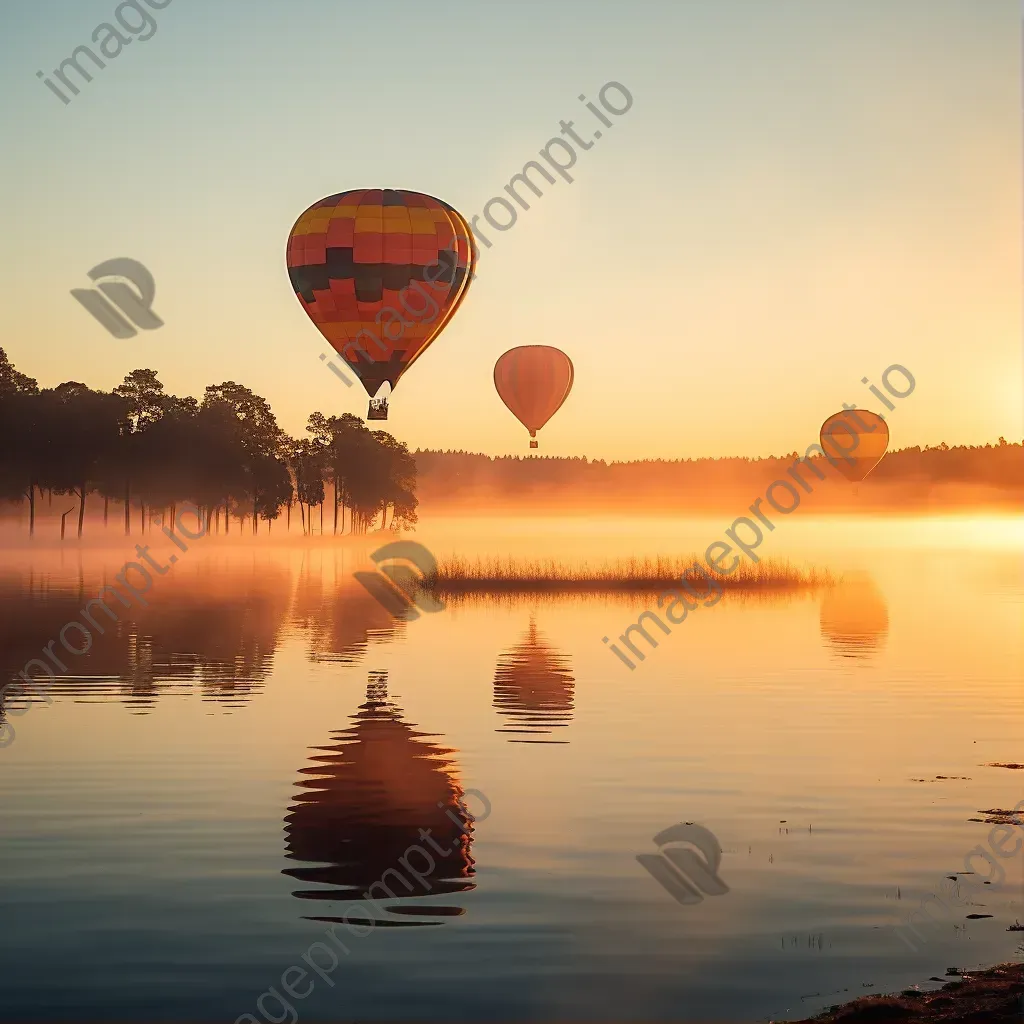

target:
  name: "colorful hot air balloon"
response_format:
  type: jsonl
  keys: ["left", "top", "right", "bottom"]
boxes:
{"left": 819, "top": 410, "right": 889, "bottom": 482}
{"left": 494, "top": 346, "right": 573, "bottom": 449}
{"left": 286, "top": 189, "right": 475, "bottom": 420}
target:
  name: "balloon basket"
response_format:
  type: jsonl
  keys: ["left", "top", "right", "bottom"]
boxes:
{"left": 367, "top": 400, "right": 388, "bottom": 421}
{"left": 529, "top": 440, "right": 538, "bottom": 449}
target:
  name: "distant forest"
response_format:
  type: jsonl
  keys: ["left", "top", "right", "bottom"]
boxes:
{"left": 414, "top": 437, "right": 1024, "bottom": 513}
{"left": 0, "top": 349, "right": 417, "bottom": 538}
{"left": 2, "top": 347, "right": 1019, "bottom": 538}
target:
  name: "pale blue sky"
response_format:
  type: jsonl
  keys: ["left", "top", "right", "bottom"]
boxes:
{"left": 1, "top": 0, "right": 1019, "bottom": 458}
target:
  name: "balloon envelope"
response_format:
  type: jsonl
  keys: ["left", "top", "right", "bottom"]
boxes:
{"left": 287, "top": 189, "right": 475, "bottom": 418}
{"left": 494, "top": 346, "right": 573, "bottom": 448}
{"left": 819, "top": 410, "right": 889, "bottom": 482}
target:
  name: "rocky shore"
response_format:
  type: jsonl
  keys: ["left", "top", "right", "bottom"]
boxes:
{"left": 785, "top": 962, "right": 1024, "bottom": 1024}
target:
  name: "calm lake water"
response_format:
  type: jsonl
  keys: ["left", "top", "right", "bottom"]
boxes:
{"left": 1, "top": 515, "right": 1022, "bottom": 1022}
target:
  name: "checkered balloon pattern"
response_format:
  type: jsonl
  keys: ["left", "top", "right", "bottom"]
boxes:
{"left": 287, "top": 188, "right": 476, "bottom": 404}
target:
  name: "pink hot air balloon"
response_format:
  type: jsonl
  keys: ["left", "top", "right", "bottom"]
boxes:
{"left": 493, "top": 346, "right": 574, "bottom": 449}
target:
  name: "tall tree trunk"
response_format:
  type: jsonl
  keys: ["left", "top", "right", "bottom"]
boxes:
{"left": 320, "top": 502, "right": 323, "bottom": 534}
{"left": 141, "top": 501, "right": 146, "bottom": 534}
{"left": 333, "top": 485, "right": 339, "bottom": 535}
{"left": 286, "top": 501, "right": 291, "bottom": 532}
{"left": 124, "top": 482, "right": 131, "bottom": 535}
{"left": 26, "top": 484, "right": 35, "bottom": 538}
{"left": 77, "top": 485, "right": 86, "bottom": 539}
{"left": 300, "top": 503, "right": 306, "bottom": 534}
{"left": 103, "top": 496, "right": 108, "bottom": 527}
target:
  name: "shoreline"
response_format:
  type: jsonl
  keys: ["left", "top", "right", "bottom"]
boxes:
{"left": 783, "top": 961, "right": 1024, "bottom": 1024}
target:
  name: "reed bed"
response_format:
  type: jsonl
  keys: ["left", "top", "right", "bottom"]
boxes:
{"left": 424, "top": 555, "right": 834, "bottom": 595}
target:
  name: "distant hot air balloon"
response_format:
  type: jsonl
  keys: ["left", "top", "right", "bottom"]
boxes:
{"left": 494, "top": 346, "right": 573, "bottom": 449}
{"left": 819, "top": 410, "right": 889, "bottom": 482}
{"left": 286, "top": 189, "right": 475, "bottom": 420}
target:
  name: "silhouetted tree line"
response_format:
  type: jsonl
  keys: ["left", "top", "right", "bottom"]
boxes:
{"left": 415, "top": 438, "right": 1024, "bottom": 509}
{"left": 0, "top": 349, "right": 417, "bottom": 538}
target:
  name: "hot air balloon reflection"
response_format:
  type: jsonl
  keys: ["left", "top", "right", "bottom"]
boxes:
{"left": 287, "top": 189, "right": 476, "bottom": 420}
{"left": 494, "top": 346, "right": 573, "bottom": 449}
{"left": 493, "top": 619, "right": 575, "bottom": 743}
{"left": 819, "top": 575, "right": 889, "bottom": 660}
{"left": 283, "top": 672, "right": 475, "bottom": 926}
{"left": 819, "top": 410, "right": 889, "bottom": 483}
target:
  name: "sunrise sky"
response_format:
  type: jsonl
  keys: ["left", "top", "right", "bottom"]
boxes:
{"left": 0, "top": 0, "right": 1019, "bottom": 460}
